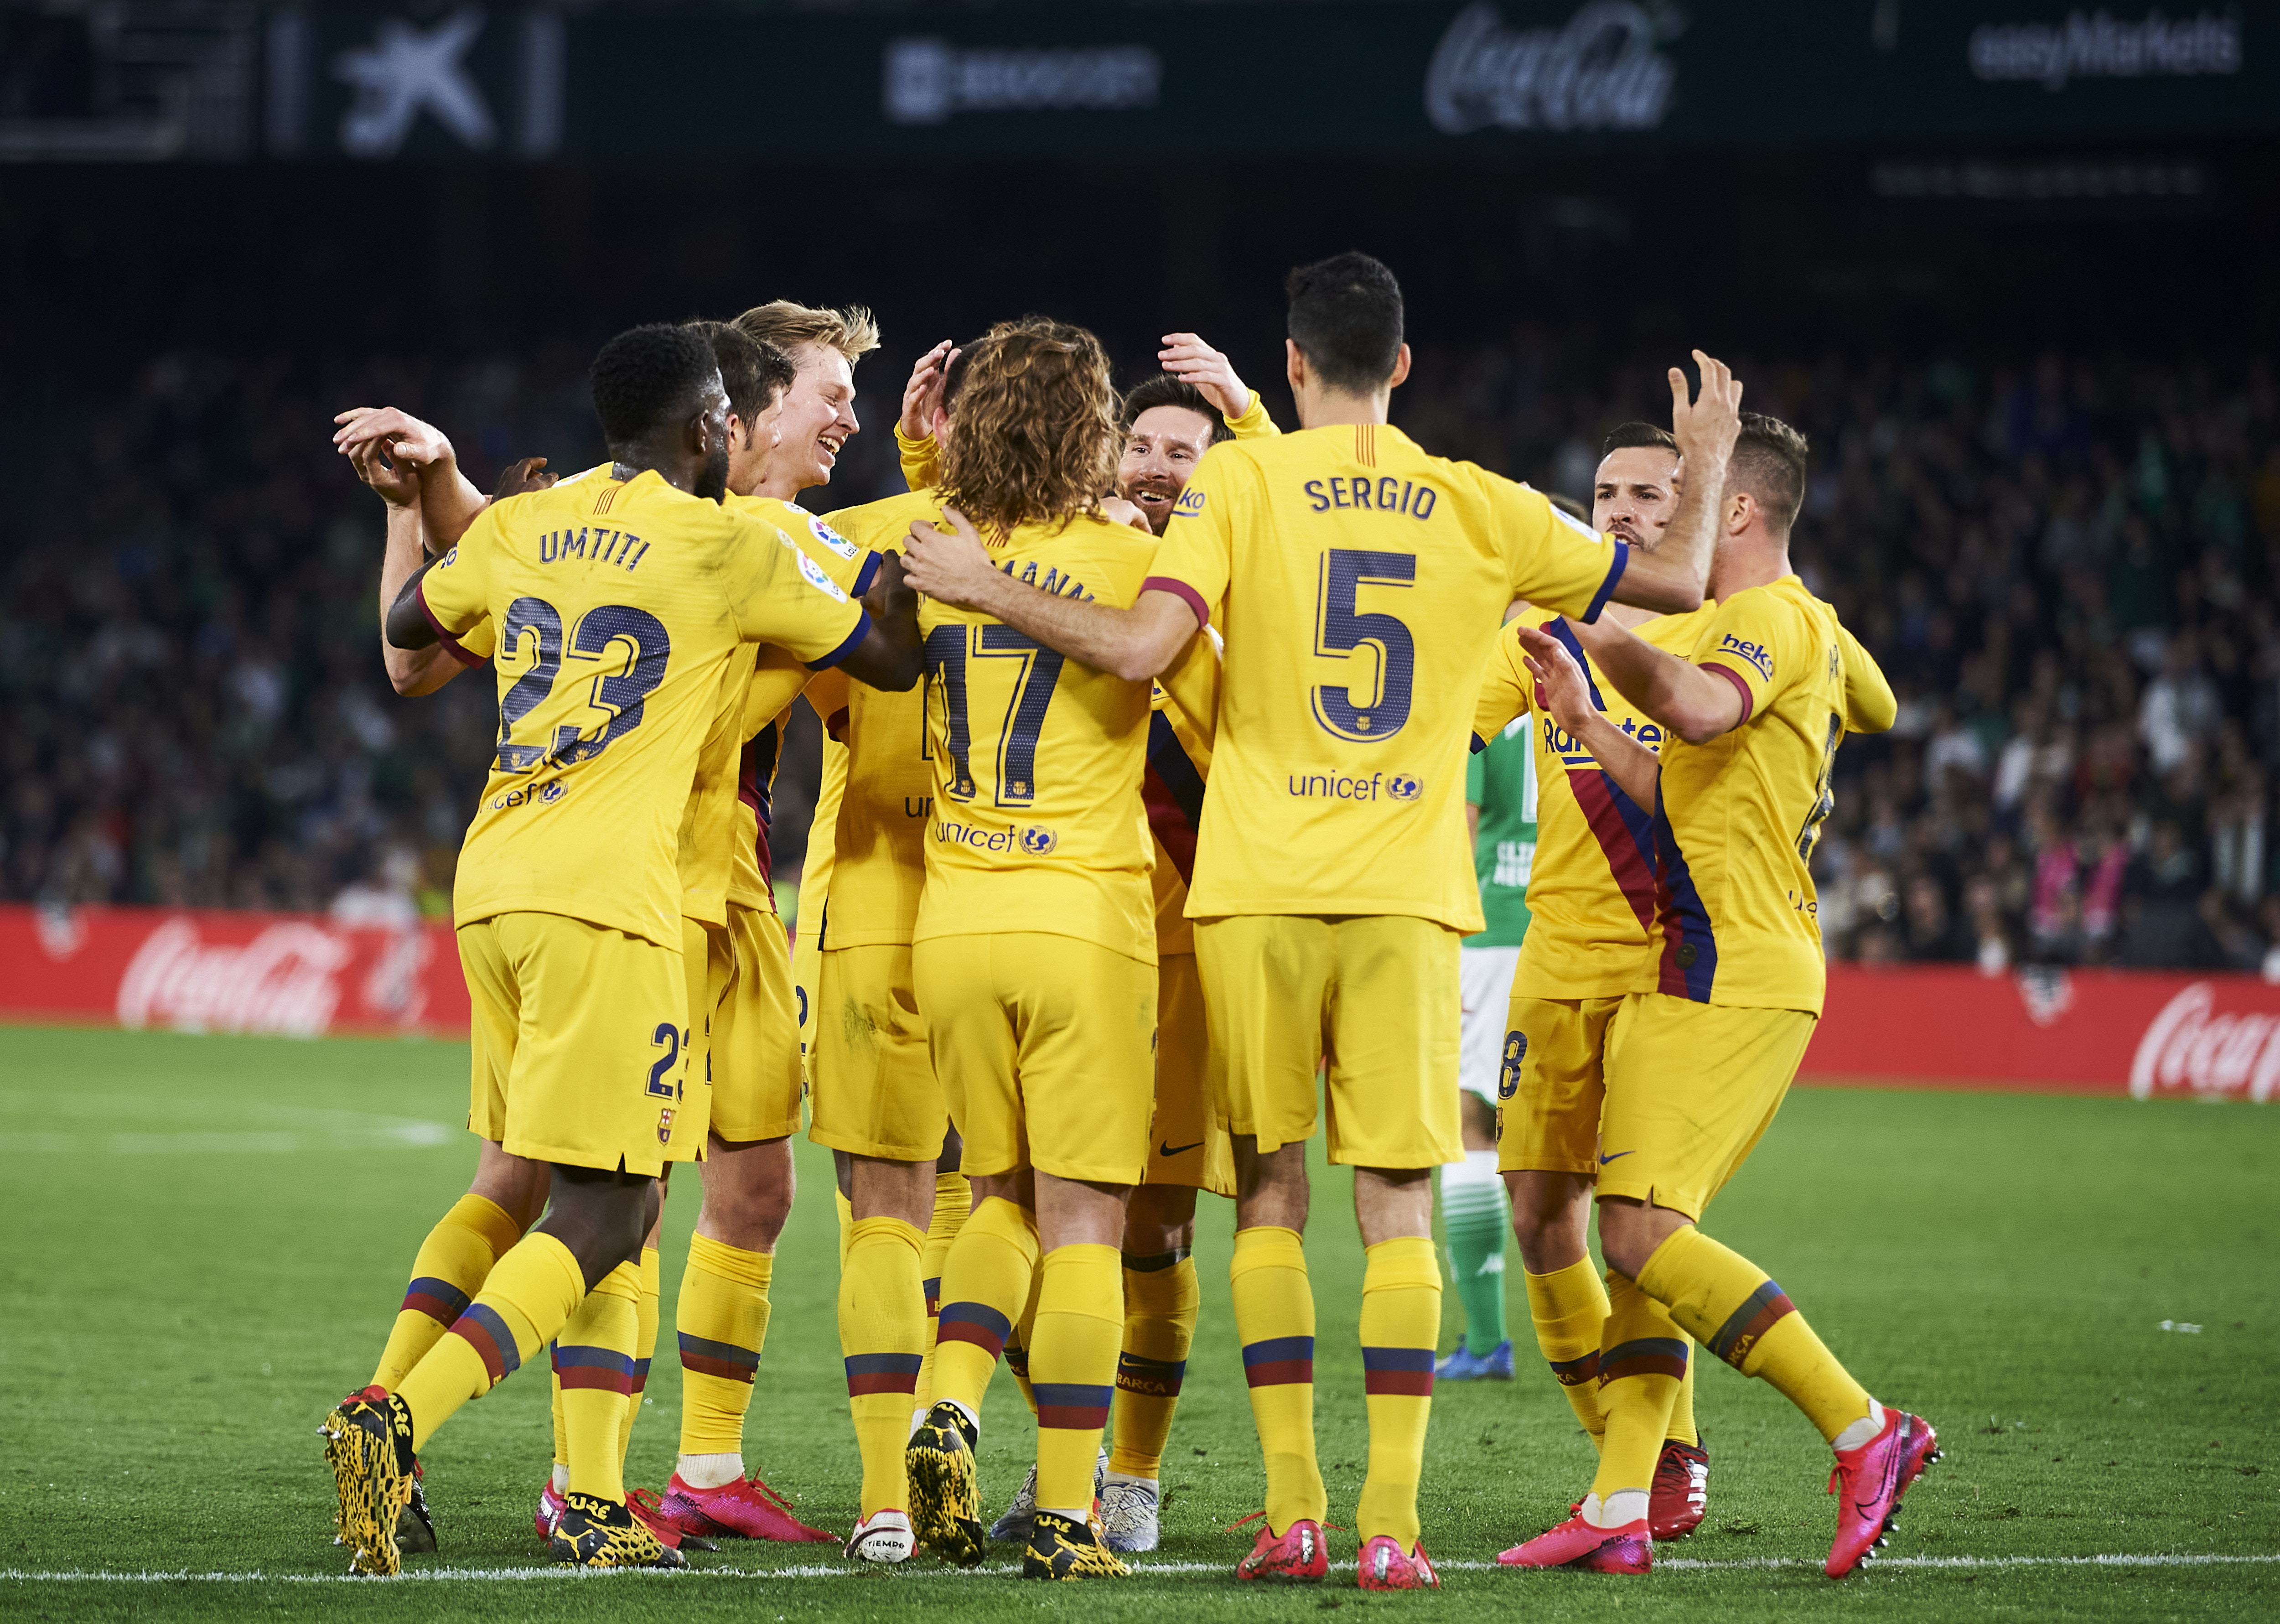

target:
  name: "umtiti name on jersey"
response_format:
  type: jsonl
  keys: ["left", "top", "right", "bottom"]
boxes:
{"left": 537, "top": 527, "right": 651, "bottom": 571}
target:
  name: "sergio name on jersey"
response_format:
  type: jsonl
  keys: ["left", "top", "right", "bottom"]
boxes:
{"left": 417, "top": 469, "right": 869, "bottom": 949}
{"left": 914, "top": 508, "right": 1212, "bottom": 965}
{"left": 1143, "top": 423, "right": 1631, "bottom": 933}
{"left": 1648, "top": 577, "right": 1895, "bottom": 1014}
{"left": 1472, "top": 606, "right": 1711, "bottom": 999}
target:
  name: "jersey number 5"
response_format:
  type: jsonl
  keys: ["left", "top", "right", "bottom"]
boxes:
{"left": 924, "top": 623, "right": 1066, "bottom": 806}
{"left": 1312, "top": 549, "right": 1415, "bottom": 742}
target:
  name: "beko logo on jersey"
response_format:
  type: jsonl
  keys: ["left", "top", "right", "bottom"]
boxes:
{"left": 490, "top": 780, "right": 568, "bottom": 812}
{"left": 1287, "top": 770, "right": 1422, "bottom": 803}
{"left": 936, "top": 819, "right": 1058, "bottom": 855}
{"left": 1717, "top": 633, "right": 1773, "bottom": 680}
{"left": 539, "top": 527, "right": 651, "bottom": 571}
{"left": 1173, "top": 489, "right": 1206, "bottom": 518}
{"left": 1303, "top": 476, "right": 1438, "bottom": 519}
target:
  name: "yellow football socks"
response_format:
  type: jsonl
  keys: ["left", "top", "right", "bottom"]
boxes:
{"left": 369, "top": 1193, "right": 522, "bottom": 1392}
{"left": 1229, "top": 1226, "right": 1326, "bottom": 1530}
{"left": 912, "top": 1169, "right": 971, "bottom": 1416}
{"left": 1355, "top": 1235, "right": 1440, "bottom": 1546}
{"left": 396, "top": 1231, "right": 584, "bottom": 1452}
{"left": 840, "top": 1216, "right": 926, "bottom": 1515}
{"left": 1109, "top": 1248, "right": 1198, "bottom": 1479}
{"left": 930, "top": 1195, "right": 1040, "bottom": 1424}
{"left": 675, "top": 1233, "right": 772, "bottom": 1460}
{"left": 556, "top": 1260, "right": 642, "bottom": 1502}
{"left": 1638, "top": 1225, "right": 1874, "bottom": 1443}
{"left": 1029, "top": 1243, "right": 1123, "bottom": 1515}
{"left": 1523, "top": 1257, "right": 1611, "bottom": 1448}
{"left": 620, "top": 1245, "right": 660, "bottom": 1474}
{"left": 1589, "top": 1270, "right": 1687, "bottom": 1525}
{"left": 1667, "top": 1344, "right": 1700, "bottom": 1448}
{"left": 1005, "top": 1268, "right": 1043, "bottom": 1419}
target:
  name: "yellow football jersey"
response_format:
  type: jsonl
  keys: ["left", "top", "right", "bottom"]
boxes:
{"left": 1143, "top": 652, "right": 1219, "bottom": 956}
{"left": 1144, "top": 422, "right": 1631, "bottom": 932}
{"left": 711, "top": 498, "right": 880, "bottom": 916}
{"left": 1471, "top": 606, "right": 1712, "bottom": 999}
{"left": 795, "top": 490, "right": 944, "bottom": 948}
{"left": 417, "top": 470, "right": 867, "bottom": 949}
{"left": 1646, "top": 576, "right": 1894, "bottom": 1014}
{"left": 915, "top": 510, "right": 1209, "bottom": 965}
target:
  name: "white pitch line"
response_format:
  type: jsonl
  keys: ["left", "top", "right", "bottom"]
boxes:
{"left": 5, "top": 1553, "right": 2278, "bottom": 1583}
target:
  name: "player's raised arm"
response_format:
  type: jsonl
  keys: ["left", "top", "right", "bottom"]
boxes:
{"left": 1517, "top": 623, "right": 1660, "bottom": 807}
{"left": 899, "top": 506, "right": 1200, "bottom": 682}
{"left": 350, "top": 437, "right": 464, "bottom": 696}
{"left": 1838, "top": 623, "right": 1897, "bottom": 736}
{"left": 1565, "top": 613, "right": 1746, "bottom": 746}
{"left": 1158, "top": 332, "right": 1275, "bottom": 433}
{"left": 1599, "top": 352, "right": 1743, "bottom": 616}
{"left": 334, "top": 405, "right": 491, "bottom": 549}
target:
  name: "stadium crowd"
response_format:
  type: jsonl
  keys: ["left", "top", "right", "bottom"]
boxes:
{"left": 6, "top": 334, "right": 2276, "bottom": 975}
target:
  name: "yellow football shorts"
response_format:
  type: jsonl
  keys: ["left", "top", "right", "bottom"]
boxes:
{"left": 1596, "top": 992, "right": 1819, "bottom": 1220}
{"left": 460, "top": 911, "right": 691, "bottom": 1178}
{"left": 912, "top": 932, "right": 1156, "bottom": 1185}
{"left": 1142, "top": 952, "right": 1235, "bottom": 1197}
{"left": 792, "top": 901, "right": 822, "bottom": 1088}
{"left": 1195, "top": 913, "right": 1461, "bottom": 1170}
{"left": 809, "top": 941, "right": 946, "bottom": 1163}
{"left": 709, "top": 902, "right": 803, "bottom": 1144}
{"left": 1495, "top": 994, "right": 1626, "bottom": 1176}
{"left": 669, "top": 914, "right": 733, "bottom": 1163}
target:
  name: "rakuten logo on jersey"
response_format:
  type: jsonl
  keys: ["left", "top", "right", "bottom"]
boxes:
{"left": 2130, "top": 981, "right": 2280, "bottom": 1103}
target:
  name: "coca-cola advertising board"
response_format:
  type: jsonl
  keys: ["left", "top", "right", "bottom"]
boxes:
{"left": 1, "top": 905, "right": 2274, "bottom": 1101}
{"left": 0, "top": 904, "right": 469, "bottom": 1039}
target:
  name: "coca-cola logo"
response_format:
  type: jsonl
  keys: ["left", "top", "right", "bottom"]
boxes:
{"left": 2130, "top": 982, "right": 2280, "bottom": 1103}
{"left": 1425, "top": 1, "right": 1679, "bottom": 136}
{"left": 117, "top": 918, "right": 353, "bottom": 1037}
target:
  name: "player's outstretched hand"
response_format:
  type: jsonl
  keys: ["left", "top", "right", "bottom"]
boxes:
{"left": 333, "top": 406, "right": 454, "bottom": 470}
{"left": 1516, "top": 621, "right": 1599, "bottom": 736}
{"left": 1159, "top": 333, "right": 1252, "bottom": 421}
{"left": 348, "top": 440, "right": 420, "bottom": 508}
{"left": 1669, "top": 350, "right": 1743, "bottom": 468}
{"left": 901, "top": 507, "right": 998, "bottom": 608}
{"left": 901, "top": 340, "right": 959, "bottom": 441}
{"left": 493, "top": 457, "right": 556, "bottom": 500}
{"left": 1101, "top": 495, "right": 1152, "bottom": 533}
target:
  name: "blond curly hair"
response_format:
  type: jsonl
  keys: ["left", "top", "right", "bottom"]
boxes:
{"left": 937, "top": 316, "right": 1120, "bottom": 537}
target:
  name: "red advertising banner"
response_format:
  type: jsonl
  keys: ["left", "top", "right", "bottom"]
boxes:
{"left": 0, "top": 903, "right": 469, "bottom": 1038}
{"left": 1804, "top": 963, "right": 2280, "bottom": 1101}
{"left": 2, "top": 904, "right": 2275, "bottom": 1102}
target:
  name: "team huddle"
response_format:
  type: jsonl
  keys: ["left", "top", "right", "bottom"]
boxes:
{"left": 317, "top": 252, "right": 1935, "bottom": 1589}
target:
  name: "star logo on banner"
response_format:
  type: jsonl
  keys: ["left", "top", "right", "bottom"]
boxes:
{"left": 334, "top": 8, "right": 497, "bottom": 158}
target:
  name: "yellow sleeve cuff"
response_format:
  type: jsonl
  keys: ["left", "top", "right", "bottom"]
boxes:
{"left": 894, "top": 423, "right": 940, "bottom": 493}
{"left": 1225, "top": 390, "right": 1280, "bottom": 439}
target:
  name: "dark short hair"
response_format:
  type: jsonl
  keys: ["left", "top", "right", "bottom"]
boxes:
{"left": 1548, "top": 492, "right": 1589, "bottom": 522}
{"left": 1727, "top": 412, "right": 1809, "bottom": 534}
{"left": 1602, "top": 420, "right": 1678, "bottom": 457}
{"left": 590, "top": 323, "right": 720, "bottom": 447}
{"left": 1119, "top": 374, "right": 1233, "bottom": 443}
{"left": 1285, "top": 251, "right": 1403, "bottom": 395}
{"left": 688, "top": 320, "right": 796, "bottom": 428}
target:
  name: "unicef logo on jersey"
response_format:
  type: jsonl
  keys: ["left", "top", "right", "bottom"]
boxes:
{"left": 1020, "top": 826, "right": 1058, "bottom": 856}
{"left": 539, "top": 781, "right": 567, "bottom": 804}
{"left": 1498, "top": 1031, "right": 1528, "bottom": 1100}
{"left": 1387, "top": 773, "right": 1422, "bottom": 802}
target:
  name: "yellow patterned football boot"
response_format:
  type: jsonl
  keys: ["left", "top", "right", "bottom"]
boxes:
{"left": 904, "top": 1401, "right": 986, "bottom": 1567}
{"left": 320, "top": 1392, "right": 412, "bottom": 1576}
{"left": 1022, "top": 1509, "right": 1130, "bottom": 1580}
{"left": 549, "top": 1490, "right": 689, "bottom": 1568}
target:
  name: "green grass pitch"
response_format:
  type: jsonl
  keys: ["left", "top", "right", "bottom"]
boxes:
{"left": 2, "top": 1025, "right": 2276, "bottom": 1623}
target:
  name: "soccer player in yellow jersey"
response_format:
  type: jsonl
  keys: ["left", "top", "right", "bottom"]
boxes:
{"left": 1496, "top": 413, "right": 1923, "bottom": 1581}
{"left": 1466, "top": 423, "right": 1719, "bottom": 1544}
{"left": 902, "top": 345, "right": 1270, "bottom": 1555}
{"left": 893, "top": 318, "right": 1213, "bottom": 1583}
{"left": 321, "top": 323, "right": 917, "bottom": 1574}
{"left": 901, "top": 253, "right": 1737, "bottom": 1590}
{"left": 650, "top": 300, "right": 900, "bottom": 1545}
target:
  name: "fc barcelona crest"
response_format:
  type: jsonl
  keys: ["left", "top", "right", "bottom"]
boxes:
{"left": 657, "top": 1107, "right": 676, "bottom": 1145}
